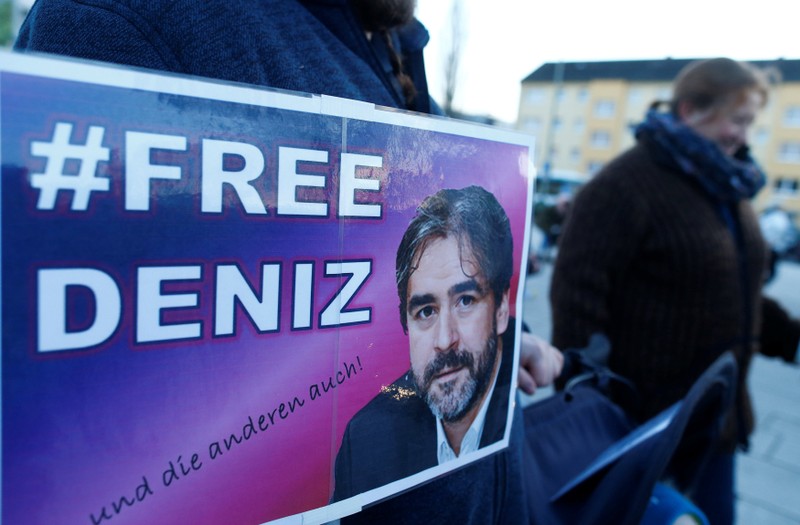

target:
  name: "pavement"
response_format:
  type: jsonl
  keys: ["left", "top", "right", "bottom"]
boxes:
{"left": 521, "top": 258, "right": 800, "bottom": 524}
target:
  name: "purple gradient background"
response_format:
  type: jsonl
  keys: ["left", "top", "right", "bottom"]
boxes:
{"left": 1, "top": 71, "right": 531, "bottom": 524}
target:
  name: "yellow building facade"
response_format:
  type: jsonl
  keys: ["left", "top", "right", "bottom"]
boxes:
{"left": 517, "top": 58, "right": 800, "bottom": 223}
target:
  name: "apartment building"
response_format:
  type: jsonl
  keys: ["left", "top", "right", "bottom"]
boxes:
{"left": 517, "top": 58, "right": 800, "bottom": 221}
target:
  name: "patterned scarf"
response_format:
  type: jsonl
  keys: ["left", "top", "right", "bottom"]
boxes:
{"left": 634, "top": 110, "right": 766, "bottom": 203}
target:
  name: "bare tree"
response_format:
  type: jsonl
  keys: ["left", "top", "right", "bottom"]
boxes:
{"left": 442, "top": 0, "right": 463, "bottom": 116}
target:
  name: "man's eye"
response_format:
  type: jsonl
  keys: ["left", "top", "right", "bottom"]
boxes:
{"left": 415, "top": 306, "right": 434, "bottom": 320}
{"left": 458, "top": 295, "right": 475, "bottom": 308}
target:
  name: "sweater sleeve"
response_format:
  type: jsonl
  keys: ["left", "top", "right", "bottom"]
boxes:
{"left": 549, "top": 166, "right": 649, "bottom": 353}
{"left": 14, "top": 0, "right": 181, "bottom": 73}
{"left": 759, "top": 295, "right": 800, "bottom": 363}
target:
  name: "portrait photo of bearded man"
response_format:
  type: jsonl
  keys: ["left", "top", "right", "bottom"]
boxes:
{"left": 332, "top": 185, "right": 515, "bottom": 502}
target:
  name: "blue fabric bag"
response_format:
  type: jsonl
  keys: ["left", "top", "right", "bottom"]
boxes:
{"left": 522, "top": 347, "right": 736, "bottom": 525}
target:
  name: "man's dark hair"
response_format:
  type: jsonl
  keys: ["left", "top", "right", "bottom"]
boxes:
{"left": 395, "top": 186, "right": 513, "bottom": 332}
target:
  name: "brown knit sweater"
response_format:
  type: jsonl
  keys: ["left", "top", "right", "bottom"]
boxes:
{"left": 550, "top": 141, "right": 769, "bottom": 450}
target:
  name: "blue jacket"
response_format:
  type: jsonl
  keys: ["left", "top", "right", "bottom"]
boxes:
{"left": 14, "top": 0, "right": 439, "bottom": 114}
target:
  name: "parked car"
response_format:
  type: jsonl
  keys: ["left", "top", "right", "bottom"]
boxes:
{"left": 530, "top": 170, "right": 588, "bottom": 265}
{"left": 759, "top": 206, "right": 800, "bottom": 261}
{"left": 533, "top": 169, "right": 588, "bottom": 207}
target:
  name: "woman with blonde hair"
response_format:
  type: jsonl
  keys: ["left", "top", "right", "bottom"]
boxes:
{"left": 551, "top": 58, "right": 797, "bottom": 524}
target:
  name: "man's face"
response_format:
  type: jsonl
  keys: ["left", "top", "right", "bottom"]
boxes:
{"left": 405, "top": 236, "right": 509, "bottom": 422}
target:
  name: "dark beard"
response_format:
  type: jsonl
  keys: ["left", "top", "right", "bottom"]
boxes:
{"left": 349, "top": 0, "right": 416, "bottom": 31}
{"left": 413, "top": 333, "right": 498, "bottom": 423}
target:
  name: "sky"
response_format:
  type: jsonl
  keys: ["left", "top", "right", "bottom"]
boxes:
{"left": 415, "top": 0, "right": 797, "bottom": 124}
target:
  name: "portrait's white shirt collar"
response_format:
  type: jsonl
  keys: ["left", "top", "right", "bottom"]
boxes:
{"left": 436, "top": 354, "right": 501, "bottom": 465}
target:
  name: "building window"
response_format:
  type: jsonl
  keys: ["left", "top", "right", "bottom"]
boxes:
{"left": 774, "top": 177, "right": 800, "bottom": 195}
{"left": 628, "top": 89, "right": 642, "bottom": 105}
{"left": 574, "top": 117, "right": 584, "bottom": 132}
{"left": 778, "top": 142, "right": 800, "bottom": 163}
{"left": 590, "top": 130, "right": 611, "bottom": 149}
{"left": 577, "top": 88, "right": 588, "bottom": 103}
{"left": 593, "top": 100, "right": 616, "bottom": 119}
{"left": 754, "top": 128, "right": 769, "bottom": 146}
{"left": 525, "top": 88, "right": 546, "bottom": 105}
{"left": 556, "top": 88, "right": 566, "bottom": 103}
{"left": 570, "top": 147, "right": 581, "bottom": 162}
{"left": 521, "top": 117, "right": 541, "bottom": 132}
{"left": 552, "top": 116, "right": 562, "bottom": 132}
{"left": 587, "top": 161, "right": 604, "bottom": 175}
{"left": 783, "top": 107, "right": 800, "bottom": 127}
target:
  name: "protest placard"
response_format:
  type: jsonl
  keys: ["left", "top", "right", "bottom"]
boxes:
{"left": 1, "top": 51, "right": 534, "bottom": 525}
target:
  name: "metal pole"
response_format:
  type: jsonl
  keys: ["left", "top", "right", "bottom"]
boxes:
{"left": 542, "top": 60, "right": 564, "bottom": 182}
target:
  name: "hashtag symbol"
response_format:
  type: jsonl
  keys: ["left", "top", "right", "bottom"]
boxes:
{"left": 30, "top": 122, "right": 111, "bottom": 211}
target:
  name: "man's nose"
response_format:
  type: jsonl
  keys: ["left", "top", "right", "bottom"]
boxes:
{"left": 434, "top": 309, "right": 459, "bottom": 352}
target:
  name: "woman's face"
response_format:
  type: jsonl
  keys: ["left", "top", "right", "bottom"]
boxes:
{"left": 681, "top": 89, "right": 764, "bottom": 156}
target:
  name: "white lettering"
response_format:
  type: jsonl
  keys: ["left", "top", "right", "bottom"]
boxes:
{"left": 136, "top": 266, "right": 201, "bottom": 343}
{"left": 125, "top": 132, "right": 187, "bottom": 211}
{"left": 277, "top": 147, "right": 328, "bottom": 216}
{"left": 201, "top": 139, "right": 267, "bottom": 214}
{"left": 339, "top": 153, "right": 382, "bottom": 218}
{"left": 292, "top": 262, "right": 314, "bottom": 329}
{"left": 214, "top": 264, "right": 280, "bottom": 336}
{"left": 320, "top": 261, "right": 372, "bottom": 327}
{"left": 37, "top": 268, "right": 121, "bottom": 352}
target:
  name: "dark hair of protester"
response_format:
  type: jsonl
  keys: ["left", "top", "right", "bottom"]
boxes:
{"left": 349, "top": 0, "right": 415, "bottom": 31}
{"left": 349, "top": 0, "right": 418, "bottom": 107}
{"left": 395, "top": 186, "right": 513, "bottom": 333}
{"left": 668, "top": 57, "right": 772, "bottom": 115}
